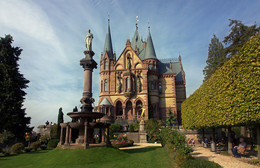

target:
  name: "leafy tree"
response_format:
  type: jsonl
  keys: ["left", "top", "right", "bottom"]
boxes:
{"left": 0, "top": 35, "right": 31, "bottom": 140}
{"left": 203, "top": 34, "right": 226, "bottom": 81}
{"left": 57, "top": 107, "right": 64, "bottom": 139}
{"left": 166, "top": 108, "right": 176, "bottom": 127}
{"left": 223, "top": 19, "right": 259, "bottom": 58}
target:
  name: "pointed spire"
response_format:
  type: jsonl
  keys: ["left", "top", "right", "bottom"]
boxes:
{"left": 144, "top": 26, "right": 157, "bottom": 60}
{"left": 131, "top": 16, "right": 143, "bottom": 51}
{"left": 104, "top": 17, "right": 113, "bottom": 59}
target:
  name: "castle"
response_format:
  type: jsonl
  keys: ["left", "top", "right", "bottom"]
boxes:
{"left": 98, "top": 20, "right": 186, "bottom": 126}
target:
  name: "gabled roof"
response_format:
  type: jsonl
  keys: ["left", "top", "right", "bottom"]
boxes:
{"left": 104, "top": 20, "right": 113, "bottom": 59}
{"left": 144, "top": 28, "right": 157, "bottom": 60}
{"left": 158, "top": 58, "right": 185, "bottom": 82}
{"left": 99, "top": 97, "right": 112, "bottom": 106}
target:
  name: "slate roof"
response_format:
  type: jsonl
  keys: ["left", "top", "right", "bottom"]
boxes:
{"left": 104, "top": 20, "right": 113, "bottom": 59}
{"left": 99, "top": 97, "right": 112, "bottom": 106}
{"left": 158, "top": 60, "right": 184, "bottom": 82}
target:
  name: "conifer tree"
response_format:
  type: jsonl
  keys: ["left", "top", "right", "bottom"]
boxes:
{"left": 203, "top": 34, "right": 226, "bottom": 81}
{"left": 223, "top": 19, "right": 259, "bottom": 58}
{"left": 57, "top": 107, "right": 64, "bottom": 138}
{"left": 0, "top": 35, "right": 31, "bottom": 140}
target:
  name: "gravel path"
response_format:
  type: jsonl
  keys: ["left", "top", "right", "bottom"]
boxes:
{"left": 192, "top": 146, "right": 259, "bottom": 168}
{"left": 119, "top": 143, "right": 162, "bottom": 150}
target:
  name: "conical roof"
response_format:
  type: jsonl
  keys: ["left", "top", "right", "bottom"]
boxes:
{"left": 99, "top": 97, "right": 112, "bottom": 106}
{"left": 104, "top": 19, "right": 113, "bottom": 59}
{"left": 131, "top": 28, "right": 143, "bottom": 51}
{"left": 144, "top": 28, "right": 157, "bottom": 60}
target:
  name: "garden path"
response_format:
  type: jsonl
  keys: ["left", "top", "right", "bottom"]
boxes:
{"left": 119, "top": 143, "right": 162, "bottom": 150}
{"left": 192, "top": 146, "right": 259, "bottom": 168}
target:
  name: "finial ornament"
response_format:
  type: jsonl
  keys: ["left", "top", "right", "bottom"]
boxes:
{"left": 85, "top": 29, "right": 94, "bottom": 51}
{"left": 136, "top": 16, "right": 139, "bottom": 29}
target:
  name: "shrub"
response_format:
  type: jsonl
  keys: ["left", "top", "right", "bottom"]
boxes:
{"left": 11, "top": 143, "right": 24, "bottom": 154}
{"left": 24, "top": 147, "right": 32, "bottom": 153}
{"left": 50, "top": 124, "right": 58, "bottom": 139}
{"left": 112, "top": 140, "right": 134, "bottom": 148}
{"left": 0, "top": 131, "right": 15, "bottom": 145}
{"left": 30, "top": 141, "right": 41, "bottom": 151}
{"left": 40, "top": 135, "right": 50, "bottom": 145}
{"left": 248, "top": 159, "right": 260, "bottom": 165}
{"left": 181, "top": 158, "right": 221, "bottom": 168}
{"left": 40, "top": 145, "right": 47, "bottom": 150}
{"left": 47, "top": 139, "right": 59, "bottom": 149}
{"left": 129, "top": 123, "right": 139, "bottom": 132}
{"left": 145, "top": 119, "right": 161, "bottom": 142}
{"left": 175, "top": 153, "right": 192, "bottom": 167}
{"left": 109, "top": 124, "right": 122, "bottom": 139}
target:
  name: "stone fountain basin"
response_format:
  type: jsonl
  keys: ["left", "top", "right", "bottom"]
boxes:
{"left": 67, "top": 112, "right": 104, "bottom": 120}
{"left": 69, "top": 122, "right": 83, "bottom": 128}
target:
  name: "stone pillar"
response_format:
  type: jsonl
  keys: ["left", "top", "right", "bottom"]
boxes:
{"left": 59, "top": 126, "right": 64, "bottom": 145}
{"left": 102, "top": 128, "right": 105, "bottom": 143}
{"left": 227, "top": 127, "right": 232, "bottom": 155}
{"left": 65, "top": 124, "right": 69, "bottom": 145}
{"left": 123, "top": 107, "right": 126, "bottom": 119}
{"left": 84, "top": 122, "right": 88, "bottom": 148}
{"left": 69, "top": 127, "right": 72, "bottom": 144}
{"left": 83, "top": 70, "right": 92, "bottom": 94}
{"left": 133, "top": 106, "right": 136, "bottom": 120}
{"left": 139, "top": 120, "right": 147, "bottom": 143}
{"left": 106, "top": 126, "right": 111, "bottom": 145}
{"left": 241, "top": 126, "right": 246, "bottom": 137}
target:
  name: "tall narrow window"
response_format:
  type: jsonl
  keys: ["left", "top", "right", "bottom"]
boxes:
{"left": 125, "top": 77, "right": 128, "bottom": 91}
{"left": 159, "top": 82, "right": 162, "bottom": 93}
{"left": 149, "top": 64, "right": 152, "bottom": 70}
{"left": 101, "top": 81, "right": 103, "bottom": 92}
{"left": 104, "top": 79, "right": 107, "bottom": 91}
{"left": 104, "top": 59, "right": 108, "bottom": 70}
{"left": 151, "top": 82, "right": 155, "bottom": 90}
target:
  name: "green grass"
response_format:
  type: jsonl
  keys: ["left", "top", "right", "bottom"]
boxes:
{"left": 181, "top": 159, "right": 222, "bottom": 168}
{"left": 0, "top": 147, "right": 174, "bottom": 168}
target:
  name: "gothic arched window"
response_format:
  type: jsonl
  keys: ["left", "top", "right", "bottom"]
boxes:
{"left": 104, "top": 59, "right": 108, "bottom": 70}
{"left": 101, "top": 81, "right": 103, "bottom": 92}
{"left": 104, "top": 79, "right": 107, "bottom": 91}
{"left": 159, "top": 82, "right": 162, "bottom": 93}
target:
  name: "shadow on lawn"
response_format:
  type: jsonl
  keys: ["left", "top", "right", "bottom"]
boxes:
{"left": 0, "top": 149, "right": 51, "bottom": 160}
{"left": 122, "top": 147, "right": 161, "bottom": 154}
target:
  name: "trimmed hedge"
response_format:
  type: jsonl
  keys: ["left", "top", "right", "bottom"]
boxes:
{"left": 30, "top": 141, "right": 41, "bottom": 151}
{"left": 11, "top": 143, "right": 24, "bottom": 154}
{"left": 181, "top": 159, "right": 222, "bottom": 168}
{"left": 47, "top": 139, "right": 59, "bottom": 149}
{"left": 112, "top": 140, "right": 134, "bottom": 148}
{"left": 182, "top": 33, "right": 260, "bottom": 129}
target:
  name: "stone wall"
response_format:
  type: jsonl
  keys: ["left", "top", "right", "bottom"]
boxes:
{"left": 37, "top": 125, "right": 51, "bottom": 137}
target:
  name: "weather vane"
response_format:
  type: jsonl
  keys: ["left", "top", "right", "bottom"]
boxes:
{"left": 136, "top": 16, "right": 139, "bottom": 29}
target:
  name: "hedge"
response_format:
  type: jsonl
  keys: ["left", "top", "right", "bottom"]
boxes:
{"left": 182, "top": 33, "right": 260, "bottom": 129}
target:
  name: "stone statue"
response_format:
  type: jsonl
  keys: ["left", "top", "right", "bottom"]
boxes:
{"left": 116, "top": 76, "right": 121, "bottom": 93}
{"left": 85, "top": 29, "right": 93, "bottom": 51}
{"left": 73, "top": 106, "right": 78, "bottom": 112}
{"left": 140, "top": 107, "right": 145, "bottom": 121}
{"left": 136, "top": 76, "right": 142, "bottom": 92}
{"left": 127, "top": 58, "right": 131, "bottom": 69}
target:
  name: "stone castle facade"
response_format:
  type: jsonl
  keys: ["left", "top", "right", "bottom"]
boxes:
{"left": 98, "top": 21, "right": 186, "bottom": 126}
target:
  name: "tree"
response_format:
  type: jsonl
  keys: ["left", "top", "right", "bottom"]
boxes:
{"left": 203, "top": 34, "right": 226, "bottom": 81}
{"left": 56, "top": 107, "right": 64, "bottom": 139}
{"left": 0, "top": 35, "right": 31, "bottom": 140}
{"left": 223, "top": 19, "right": 259, "bottom": 58}
{"left": 166, "top": 108, "right": 176, "bottom": 127}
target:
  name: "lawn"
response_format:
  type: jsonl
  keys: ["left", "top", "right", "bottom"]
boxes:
{"left": 0, "top": 147, "right": 174, "bottom": 168}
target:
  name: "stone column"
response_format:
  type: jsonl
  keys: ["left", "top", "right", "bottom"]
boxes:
{"left": 69, "top": 127, "right": 72, "bottom": 144}
{"left": 84, "top": 122, "right": 89, "bottom": 148}
{"left": 123, "top": 107, "right": 126, "bottom": 119}
{"left": 102, "top": 128, "right": 105, "bottom": 143}
{"left": 133, "top": 106, "right": 136, "bottom": 120}
{"left": 65, "top": 124, "right": 69, "bottom": 145}
{"left": 106, "top": 126, "right": 111, "bottom": 145}
{"left": 59, "top": 126, "right": 64, "bottom": 145}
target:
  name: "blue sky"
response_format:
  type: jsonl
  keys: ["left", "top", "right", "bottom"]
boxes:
{"left": 0, "top": 0, "right": 259, "bottom": 129}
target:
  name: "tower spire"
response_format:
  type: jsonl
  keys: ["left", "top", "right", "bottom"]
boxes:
{"left": 144, "top": 25, "right": 157, "bottom": 60}
{"left": 103, "top": 16, "right": 113, "bottom": 59}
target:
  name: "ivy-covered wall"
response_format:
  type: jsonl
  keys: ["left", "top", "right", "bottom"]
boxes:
{"left": 182, "top": 33, "right": 260, "bottom": 129}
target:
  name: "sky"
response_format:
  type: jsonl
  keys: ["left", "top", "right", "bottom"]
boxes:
{"left": 0, "top": 0, "right": 259, "bottom": 130}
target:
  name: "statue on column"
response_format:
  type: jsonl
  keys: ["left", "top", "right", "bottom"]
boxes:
{"left": 127, "top": 58, "right": 131, "bottom": 69}
{"left": 116, "top": 76, "right": 121, "bottom": 93}
{"left": 136, "top": 75, "right": 142, "bottom": 92}
{"left": 85, "top": 29, "right": 93, "bottom": 51}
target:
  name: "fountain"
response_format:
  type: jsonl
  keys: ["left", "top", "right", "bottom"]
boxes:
{"left": 58, "top": 29, "right": 111, "bottom": 149}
